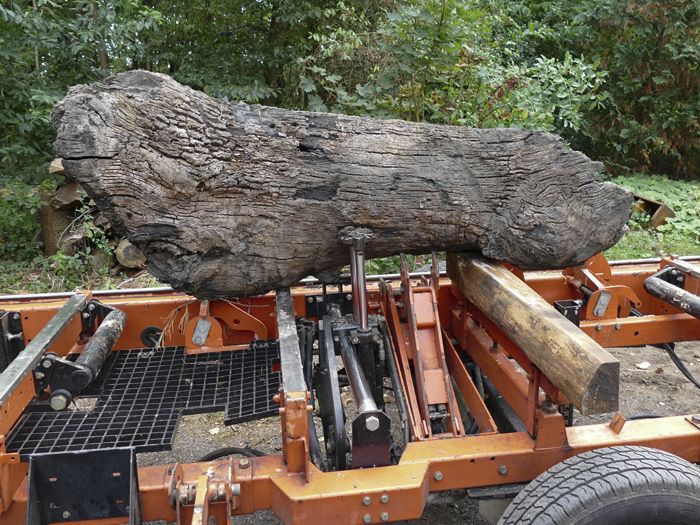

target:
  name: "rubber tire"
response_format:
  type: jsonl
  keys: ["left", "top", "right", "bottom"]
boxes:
{"left": 498, "top": 446, "right": 700, "bottom": 525}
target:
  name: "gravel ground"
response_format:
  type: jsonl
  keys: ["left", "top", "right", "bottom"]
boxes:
{"left": 138, "top": 341, "right": 700, "bottom": 524}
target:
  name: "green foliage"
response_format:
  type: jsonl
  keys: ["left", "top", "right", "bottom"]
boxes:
{"left": 298, "top": 0, "right": 608, "bottom": 141}
{"left": 0, "top": 179, "right": 54, "bottom": 260}
{"left": 566, "top": 0, "right": 700, "bottom": 178}
{"left": 606, "top": 174, "right": 700, "bottom": 260}
{"left": 1, "top": 0, "right": 698, "bottom": 292}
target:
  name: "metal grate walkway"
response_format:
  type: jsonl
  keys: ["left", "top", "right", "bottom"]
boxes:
{"left": 6, "top": 342, "right": 280, "bottom": 458}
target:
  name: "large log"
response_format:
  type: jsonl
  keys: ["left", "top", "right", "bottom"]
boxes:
{"left": 52, "top": 70, "right": 632, "bottom": 298}
{"left": 447, "top": 252, "right": 619, "bottom": 415}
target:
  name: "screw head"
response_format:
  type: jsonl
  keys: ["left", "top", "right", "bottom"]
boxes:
{"left": 307, "top": 297, "right": 314, "bottom": 303}
{"left": 363, "top": 514, "right": 371, "bottom": 523}
{"left": 365, "top": 415, "right": 380, "bottom": 432}
{"left": 42, "top": 359, "right": 52, "bottom": 369}
{"left": 380, "top": 512, "right": 389, "bottom": 521}
{"left": 380, "top": 494, "right": 389, "bottom": 504}
{"left": 363, "top": 496, "right": 372, "bottom": 506}
{"left": 434, "top": 470, "right": 443, "bottom": 481}
{"left": 346, "top": 294, "right": 353, "bottom": 301}
{"left": 352, "top": 337, "right": 359, "bottom": 344}
{"left": 50, "top": 394, "right": 69, "bottom": 411}
{"left": 34, "top": 371, "right": 45, "bottom": 380}
{"left": 238, "top": 458, "right": 250, "bottom": 469}
{"left": 12, "top": 313, "right": 20, "bottom": 320}
{"left": 62, "top": 510, "right": 71, "bottom": 519}
{"left": 614, "top": 323, "right": 622, "bottom": 330}
{"left": 498, "top": 465, "right": 508, "bottom": 476}
{"left": 595, "top": 324, "right": 603, "bottom": 332}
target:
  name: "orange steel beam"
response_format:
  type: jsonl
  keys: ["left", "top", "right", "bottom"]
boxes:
{"left": 4, "top": 417, "right": 699, "bottom": 525}
{"left": 442, "top": 333, "right": 497, "bottom": 434}
{"left": 0, "top": 256, "right": 699, "bottom": 524}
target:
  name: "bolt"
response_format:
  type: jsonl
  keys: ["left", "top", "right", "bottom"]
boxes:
{"left": 238, "top": 458, "right": 250, "bottom": 469}
{"left": 614, "top": 323, "right": 621, "bottom": 330}
{"left": 373, "top": 334, "right": 380, "bottom": 341}
{"left": 12, "top": 313, "right": 19, "bottom": 320}
{"left": 380, "top": 512, "right": 389, "bottom": 522}
{"left": 82, "top": 312, "right": 91, "bottom": 319}
{"left": 498, "top": 465, "right": 508, "bottom": 476}
{"left": 50, "top": 394, "right": 69, "bottom": 411}
{"left": 346, "top": 294, "right": 353, "bottom": 301}
{"left": 692, "top": 415, "right": 700, "bottom": 424}
{"left": 62, "top": 511, "right": 71, "bottom": 519}
{"left": 363, "top": 514, "right": 371, "bottom": 523}
{"left": 365, "top": 415, "right": 380, "bottom": 432}
{"left": 352, "top": 337, "right": 359, "bottom": 344}
{"left": 380, "top": 494, "right": 389, "bottom": 504}
{"left": 595, "top": 324, "right": 603, "bottom": 332}
{"left": 363, "top": 496, "right": 372, "bottom": 506}
{"left": 34, "top": 371, "right": 45, "bottom": 380}
{"left": 307, "top": 297, "right": 314, "bottom": 303}
{"left": 333, "top": 336, "right": 340, "bottom": 342}
{"left": 88, "top": 303, "right": 96, "bottom": 311}
{"left": 434, "top": 470, "right": 443, "bottom": 481}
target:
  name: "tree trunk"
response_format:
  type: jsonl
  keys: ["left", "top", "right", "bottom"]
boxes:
{"left": 52, "top": 70, "right": 632, "bottom": 298}
{"left": 447, "top": 253, "right": 619, "bottom": 415}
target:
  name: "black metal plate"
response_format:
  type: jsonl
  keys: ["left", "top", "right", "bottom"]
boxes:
{"left": 27, "top": 447, "right": 139, "bottom": 524}
{"left": 7, "top": 342, "right": 280, "bottom": 458}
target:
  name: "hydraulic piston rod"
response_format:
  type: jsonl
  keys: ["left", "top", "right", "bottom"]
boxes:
{"left": 350, "top": 238, "right": 369, "bottom": 331}
{"left": 339, "top": 335, "right": 376, "bottom": 414}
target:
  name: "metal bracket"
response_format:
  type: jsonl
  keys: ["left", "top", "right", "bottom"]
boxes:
{"left": 304, "top": 292, "right": 353, "bottom": 318}
{"left": 0, "top": 311, "right": 23, "bottom": 373}
{"left": 27, "top": 447, "right": 141, "bottom": 524}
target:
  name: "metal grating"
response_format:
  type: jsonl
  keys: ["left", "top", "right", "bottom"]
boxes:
{"left": 6, "top": 342, "right": 280, "bottom": 458}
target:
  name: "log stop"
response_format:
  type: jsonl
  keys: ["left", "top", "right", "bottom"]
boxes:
{"left": 52, "top": 70, "right": 632, "bottom": 298}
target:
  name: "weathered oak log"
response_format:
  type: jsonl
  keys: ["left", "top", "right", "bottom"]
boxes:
{"left": 447, "top": 252, "right": 619, "bottom": 415}
{"left": 53, "top": 70, "right": 632, "bottom": 298}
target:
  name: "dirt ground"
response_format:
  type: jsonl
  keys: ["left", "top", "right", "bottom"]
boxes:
{"left": 139, "top": 341, "right": 700, "bottom": 524}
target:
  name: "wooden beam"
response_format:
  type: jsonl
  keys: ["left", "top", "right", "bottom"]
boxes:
{"left": 447, "top": 253, "right": 619, "bottom": 415}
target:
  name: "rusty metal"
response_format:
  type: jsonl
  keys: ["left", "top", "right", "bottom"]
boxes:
{"left": 0, "top": 255, "right": 698, "bottom": 524}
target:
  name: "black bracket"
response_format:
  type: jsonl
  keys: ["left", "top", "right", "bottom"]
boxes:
{"left": 554, "top": 299, "right": 582, "bottom": 326}
{"left": 0, "top": 310, "right": 24, "bottom": 373}
{"left": 33, "top": 353, "right": 93, "bottom": 401}
{"left": 80, "top": 300, "right": 114, "bottom": 340}
{"left": 27, "top": 447, "right": 141, "bottom": 524}
{"left": 304, "top": 292, "right": 354, "bottom": 318}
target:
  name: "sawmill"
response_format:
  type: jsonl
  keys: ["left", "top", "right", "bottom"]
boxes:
{"left": 0, "top": 71, "right": 698, "bottom": 524}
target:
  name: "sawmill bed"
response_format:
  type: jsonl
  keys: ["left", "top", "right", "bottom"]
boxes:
{"left": 6, "top": 342, "right": 280, "bottom": 459}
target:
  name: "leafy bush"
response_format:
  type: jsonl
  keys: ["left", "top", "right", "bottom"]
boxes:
{"left": 566, "top": 0, "right": 699, "bottom": 177}
{"left": 299, "top": 0, "right": 608, "bottom": 141}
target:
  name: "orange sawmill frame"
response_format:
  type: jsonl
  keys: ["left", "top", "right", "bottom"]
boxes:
{"left": 0, "top": 255, "right": 698, "bottom": 524}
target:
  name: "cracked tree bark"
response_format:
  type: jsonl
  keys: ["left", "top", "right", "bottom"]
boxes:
{"left": 53, "top": 70, "right": 632, "bottom": 298}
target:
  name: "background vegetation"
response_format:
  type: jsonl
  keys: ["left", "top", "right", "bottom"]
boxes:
{"left": 1, "top": 0, "right": 698, "bottom": 293}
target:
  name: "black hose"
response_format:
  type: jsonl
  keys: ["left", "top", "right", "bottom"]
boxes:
{"left": 630, "top": 307, "right": 700, "bottom": 391}
{"left": 198, "top": 446, "right": 266, "bottom": 462}
{"left": 627, "top": 414, "right": 663, "bottom": 420}
{"left": 382, "top": 323, "right": 411, "bottom": 447}
{"left": 301, "top": 322, "right": 327, "bottom": 471}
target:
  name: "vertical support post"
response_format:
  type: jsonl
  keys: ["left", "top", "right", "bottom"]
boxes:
{"left": 350, "top": 238, "right": 369, "bottom": 331}
{"left": 274, "top": 288, "right": 311, "bottom": 479}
